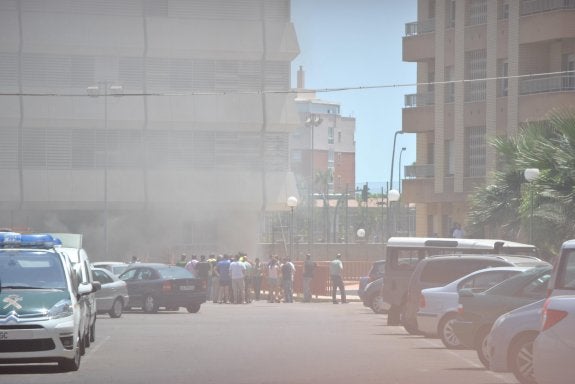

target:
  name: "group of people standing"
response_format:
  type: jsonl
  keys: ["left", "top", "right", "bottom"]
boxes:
{"left": 176, "top": 252, "right": 347, "bottom": 304}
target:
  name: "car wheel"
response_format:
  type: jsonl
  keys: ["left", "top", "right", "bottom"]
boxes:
{"left": 186, "top": 303, "right": 201, "bottom": 313}
{"left": 509, "top": 333, "right": 538, "bottom": 384}
{"left": 439, "top": 313, "right": 462, "bottom": 349}
{"left": 371, "top": 294, "right": 389, "bottom": 314}
{"left": 89, "top": 319, "right": 96, "bottom": 343}
{"left": 475, "top": 327, "right": 491, "bottom": 368}
{"left": 58, "top": 333, "right": 81, "bottom": 372}
{"left": 143, "top": 294, "right": 159, "bottom": 313}
{"left": 109, "top": 298, "right": 123, "bottom": 318}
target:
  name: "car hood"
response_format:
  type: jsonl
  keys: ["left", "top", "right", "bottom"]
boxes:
{"left": 0, "top": 290, "right": 71, "bottom": 317}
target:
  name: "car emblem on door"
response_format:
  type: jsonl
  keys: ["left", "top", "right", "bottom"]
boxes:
{"left": 3, "top": 295, "right": 23, "bottom": 310}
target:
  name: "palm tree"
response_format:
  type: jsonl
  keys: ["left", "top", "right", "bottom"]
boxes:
{"left": 467, "top": 109, "right": 575, "bottom": 257}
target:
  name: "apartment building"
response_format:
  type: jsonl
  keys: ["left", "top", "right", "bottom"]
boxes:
{"left": 291, "top": 68, "right": 356, "bottom": 197}
{"left": 402, "top": 0, "right": 575, "bottom": 237}
{"left": 0, "top": 0, "right": 300, "bottom": 259}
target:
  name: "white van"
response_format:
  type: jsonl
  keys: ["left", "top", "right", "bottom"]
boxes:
{"left": 51, "top": 233, "right": 98, "bottom": 349}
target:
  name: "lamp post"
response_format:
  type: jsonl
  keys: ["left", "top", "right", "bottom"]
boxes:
{"left": 388, "top": 189, "right": 400, "bottom": 237}
{"left": 524, "top": 168, "right": 540, "bottom": 244}
{"left": 306, "top": 114, "right": 322, "bottom": 248}
{"left": 287, "top": 196, "right": 298, "bottom": 260}
{"left": 389, "top": 130, "right": 404, "bottom": 191}
{"left": 398, "top": 147, "right": 406, "bottom": 194}
{"left": 87, "top": 83, "right": 123, "bottom": 259}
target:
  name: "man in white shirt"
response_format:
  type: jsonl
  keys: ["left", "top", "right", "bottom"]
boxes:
{"left": 329, "top": 253, "right": 347, "bottom": 304}
{"left": 229, "top": 255, "right": 247, "bottom": 304}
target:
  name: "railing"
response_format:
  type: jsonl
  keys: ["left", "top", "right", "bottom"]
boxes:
{"left": 405, "top": 164, "right": 434, "bottom": 178}
{"left": 521, "top": 0, "right": 575, "bottom": 15}
{"left": 404, "top": 91, "right": 435, "bottom": 108}
{"left": 405, "top": 18, "right": 435, "bottom": 36}
{"left": 520, "top": 74, "right": 575, "bottom": 95}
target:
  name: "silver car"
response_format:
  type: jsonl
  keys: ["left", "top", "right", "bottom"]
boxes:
{"left": 487, "top": 299, "right": 545, "bottom": 384}
{"left": 92, "top": 267, "right": 129, "bottom": 318}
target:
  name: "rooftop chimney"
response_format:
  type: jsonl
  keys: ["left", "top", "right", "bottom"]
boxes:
{"left": 297, "top": 66, "right": 305, "bottom": 89}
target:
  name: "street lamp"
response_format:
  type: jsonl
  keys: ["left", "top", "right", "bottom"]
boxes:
{"left": 287, "top": 196, "right": 298, "bottom": 260}
{"left": 389, "top": 131, "right": 404, "bottom": 191}
{"left": 87, "top": 83, "right": 123, "bottom": 259}
{"left": 388, "top": 189, "right": 400, "bottom": 237}
{"left": 306, "top": 114, "right": 322, "bottom": 248}
{"left": 398, "top": 147, "right": 406, "bottom": 193}
{"left": 524, "top": 168, "right": 540, "bottom": 244}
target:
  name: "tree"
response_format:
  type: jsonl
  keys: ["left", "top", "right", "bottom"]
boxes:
{"left": 467, "top": 109, "right": 575, "bottom": 257}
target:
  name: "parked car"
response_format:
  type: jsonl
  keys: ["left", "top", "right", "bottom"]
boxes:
{"left": 487, "top": 299, "right": 545, "bottom": 384}
{"left": 403, "top": 254, "right": 548, "bottom": 334}
{"left": 0, "top": 232, "right": 100, "bottom": 371}
{"left": 452, "top": 265, "right": 552, "bottom": 368}
{"left": 92, "top": 261, "right": 130, "bottom": 276}
{"left": 119, "top": 263, "right": 207, "bottom": 313}
{"left": 381, "top": 237, "right": 538, "bottom": 326}
{"left": 358, "top": 260, "right": 385, "bottom": 302}
{"left": 53, "top": 233, "right": 98, "bottom": 349}
{"left": 417, "top": 266, "right": 529, "bottom": 348}
{"left": 92, "top": 267, "right": 130, "bottom": 318}
{"left": 533, "top": 295, "right": 575, "bottom": 384}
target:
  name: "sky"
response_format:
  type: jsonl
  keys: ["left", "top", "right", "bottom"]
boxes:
{"left": 291, "top": 0, "right": 418, "bottom": 191}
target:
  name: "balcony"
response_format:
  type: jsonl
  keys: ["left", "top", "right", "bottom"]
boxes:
{"left": 404, "top": 92, "right": 435, "bottom": 108}
{"left": 404, "top": 164, "right": 434, "bottom": 178}
{"left": 404, "top": 19, "right": 435, "bottom": 36}
{"left": 521, "top": 0, "right": 575, "bottom": 15}
{"left": 403, "top": 19, "right": 436, "bottom": 62}
{"left": 520, "top": 74, "right": 575, "bottom": 95}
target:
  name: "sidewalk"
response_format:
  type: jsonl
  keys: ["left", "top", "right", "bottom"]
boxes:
{"left": 305, "top": 282, "right": 361, "bottom": 303}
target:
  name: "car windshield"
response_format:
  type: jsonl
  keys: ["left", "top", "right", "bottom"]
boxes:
{"left": 157, "top": 266, "right": 194, "bottom": 279}
{"left": 0, "top": 250, "right": 67, "bottom": 290}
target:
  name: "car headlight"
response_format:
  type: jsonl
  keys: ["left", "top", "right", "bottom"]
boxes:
{"left": 47, "top": 299, "right": 73, "bottom": 319}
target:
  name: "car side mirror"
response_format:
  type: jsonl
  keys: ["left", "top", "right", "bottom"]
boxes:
{"left": 91, "top": 281, "right": 101, "bottom": 293}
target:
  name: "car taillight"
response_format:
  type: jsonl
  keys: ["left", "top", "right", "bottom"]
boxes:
{"left": 419, "top": 294, "right": 426, "bottom": 308}
{"left": 541, "top": 299, "right": 567, "bottom": 331}
{"left": 162, "top": 281, "right": 173, "bottom": 292}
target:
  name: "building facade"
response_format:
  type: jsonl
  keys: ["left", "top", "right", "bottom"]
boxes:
{"left": 0, "top": 0, "right": 300, "bottom": 260}
{"left": 402, "top": 0, "right": 575, "bottom": 237}
{"left": 291, "top": 67, "right": 356, "bottom": 197}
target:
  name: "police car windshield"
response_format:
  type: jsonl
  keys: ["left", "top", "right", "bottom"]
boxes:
{"left": 0, "top": 251, "right": 67, "bottom": 290}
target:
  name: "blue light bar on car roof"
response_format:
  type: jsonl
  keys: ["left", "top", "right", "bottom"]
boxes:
{"left": 0, "top": 232, "right": 59, "bottom": 248}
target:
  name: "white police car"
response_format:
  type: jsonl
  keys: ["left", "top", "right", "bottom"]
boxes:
{"left": 0, "top": 232, "right": 100, "bottom": 371}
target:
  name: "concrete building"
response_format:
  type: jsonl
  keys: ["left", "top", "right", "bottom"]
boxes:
{"left": 0, "top": 0, "right": 300, "bottom": 260}
{"left": 401, "top": 0, "right": 575, "bottom": 237}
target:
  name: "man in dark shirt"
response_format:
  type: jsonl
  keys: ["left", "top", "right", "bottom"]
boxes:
{"left": 302, "top": 254, "right": 316, "bottom": 302}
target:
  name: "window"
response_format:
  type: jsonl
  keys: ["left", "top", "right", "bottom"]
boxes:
{"left": 445, "top": 66, "right": 454, "bottom": 103}
{"left": 445, "top": 139, "right": 454, "bottom": 176}
{"left": 338, "top": 131, "right": 342, "bottom": 143}
{"left": 563, "top": 53, "right": 575, "bottom": 90}
{"left": 328, "top": 126, "right": 334, "bottom": 144}
{"left": 465, "top": 126, "right": 486, "bottom": 177}
{"left": 465, "top": 50, "right": 487, "bottom": 101}
{"left": 557, "top": 250, "right": 575, "bottom": 289}
{"left": 446, "top": 0, "right": 456, "bottom": 28}
{"left": 499, "top": 60, "right": 508, "bottom": 96}
{"left": 458, "top": 270, "right": 517, "bottom": 292}
{"left": 429, "top": 0, "right": 436, "bottom": 19}
{"left": 467, "top": 0, "right": 487, "bottom": 26}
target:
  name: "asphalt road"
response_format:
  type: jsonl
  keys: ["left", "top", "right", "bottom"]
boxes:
{"left": 0, "top": 302, "right": 518, "bottom": 384}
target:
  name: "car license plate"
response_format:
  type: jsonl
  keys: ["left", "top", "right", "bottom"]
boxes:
{"left": 179, "top": 285, "right": 195, "bottom": 291}
{"left": 0, "top": 330, "right": 34, "bottom": 340}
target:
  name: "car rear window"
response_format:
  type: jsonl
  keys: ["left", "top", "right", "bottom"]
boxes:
{"left": 557, "top": 249, "right": 575, "bottom": 290}
{"left": 158, "top": 266, "right": 194, "bottom": 279}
